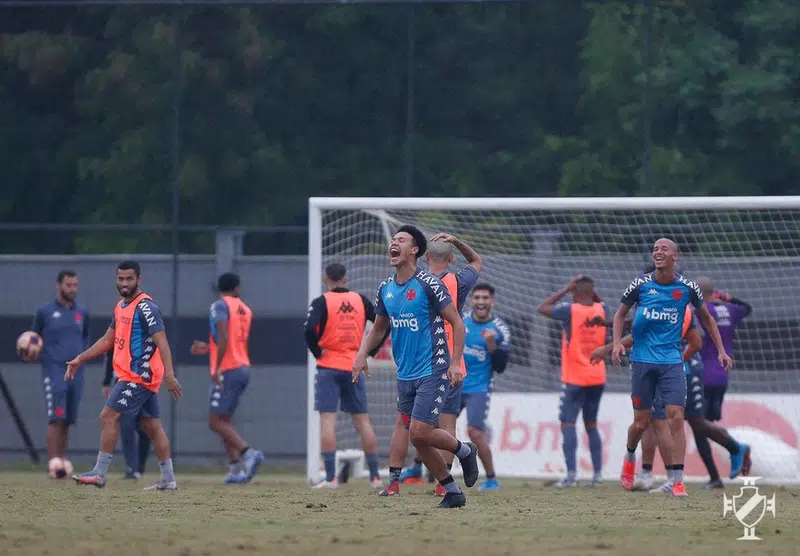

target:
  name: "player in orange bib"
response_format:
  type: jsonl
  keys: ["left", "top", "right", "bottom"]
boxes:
{"left": 65, "top": 260, "right": 182, "bottom": 490}
{"left": 538, "top": 275, "right": 609, "bottom": 487}
{"left": 190, "top": 273, "right": 264, "bottom": 484}
{"left": 304, "top": 263, "right": 387, "bottom": 489}
{"left": 397, "top": 233, "right": 481, "bottom": 496}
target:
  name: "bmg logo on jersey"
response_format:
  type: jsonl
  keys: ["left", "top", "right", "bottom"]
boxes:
{"left": 642, "top": 306, "right": 679, "bottom": 324}
{"left": 391, "top": 313, "right": 419, "bottom": 332}
{"left": 464, "top": 345, "right": 487, "bottom": 361}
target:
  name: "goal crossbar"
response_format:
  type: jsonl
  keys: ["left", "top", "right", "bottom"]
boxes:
{"left": 310, "top": 196, "right": 800, "bottom": 211}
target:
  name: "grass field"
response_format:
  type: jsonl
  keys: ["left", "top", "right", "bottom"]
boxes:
{"left": 1, "top": 471, "right": 797, "bottom": 556}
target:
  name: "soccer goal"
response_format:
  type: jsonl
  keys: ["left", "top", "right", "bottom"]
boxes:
{"left": 307, "top": 196, "right": 800, "bottom": 485}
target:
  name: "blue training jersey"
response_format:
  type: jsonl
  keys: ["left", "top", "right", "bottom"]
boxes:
{"left": 376, "top": 269, "right": 453, "bottom": 381}
{"left": 32, "top": 300, "right": 90, "bottom": 366}
{"left": 462, "top": 313, "right": 511, "bottom": 393}
{"left": 621, "top": 272, "right": 704, "bottom": 365}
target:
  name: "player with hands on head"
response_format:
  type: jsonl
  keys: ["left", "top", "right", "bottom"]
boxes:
{"left": 539, "top": 274, "right": 609, "bottom": 487}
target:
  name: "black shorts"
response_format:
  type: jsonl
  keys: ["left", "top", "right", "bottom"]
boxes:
{"left": 704, "top": 385, "right": 727, "bottom": 421}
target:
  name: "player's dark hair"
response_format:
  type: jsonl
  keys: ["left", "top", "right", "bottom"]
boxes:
{"left": 217, "top": 272, "right": 240, "bottom": 293}
{"left": 397, "top": 225, "right": 426, "bottom": 258}
{"left": 57, "top": 270, "right": 77, "bottom": 283}
{"left": 575, "top": 275, "right": 594, "bottom": 286}
{"left": 473, "top": 282, "right": 495, "bottom": 296}
{"left": 117, "top": 260, "right": 141, "bottom": 277}
{"left": 325, "top": 263, "right": 347, "bottom": 282}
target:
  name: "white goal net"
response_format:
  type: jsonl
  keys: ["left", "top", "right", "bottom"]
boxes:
{"left": 307, "top": 197, "right": 800, "bottom": 484}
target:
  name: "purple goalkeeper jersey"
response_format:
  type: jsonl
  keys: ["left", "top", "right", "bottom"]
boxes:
{"left": 699, "top": 302, "right": 749, "bottom": 386}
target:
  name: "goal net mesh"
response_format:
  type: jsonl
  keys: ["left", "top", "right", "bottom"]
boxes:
{"left": 315, "top": 206, "right": 800, "bottom": 472}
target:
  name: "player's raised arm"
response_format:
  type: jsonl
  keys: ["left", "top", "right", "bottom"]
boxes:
{"left": 430, "top": 232, "right": 482, "bottom": 273}
{"left": 537, "top": 276, "right": 582, "bottom": 317}
{"left": 65, "top": 326, "right": 114, "bottom": 380}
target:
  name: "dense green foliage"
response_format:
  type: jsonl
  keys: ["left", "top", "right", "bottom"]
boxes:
{"left": 1, "top": 1, "right": 799, "bottom": 253}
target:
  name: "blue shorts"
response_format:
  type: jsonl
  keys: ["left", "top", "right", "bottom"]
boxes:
{"left": 42, "top": 364, "right": 83, "bottom": 425}
{"left": 704, "top": 385, "right": 726, "bottom": 422}
{"left": 460, "top": 391, "right": 491, "bottom": 431}
{"left": 209, "top": 366, "right": 250, "bottom": 415}
{"left": 397, "top": 373, "right": 450, "bottom": 427}
{"left": 315, "top": 367, "right": 368, "bottom": 414}
{"left": 442, "top": 383, "right": 462, "bottom": 416}
{"left": 630, "top": 362, "right": 686, "bottom": 412}
{"left": 558, "top": 383, "right": 605, "bottom": 424}
{"left": 105, "top": 380, "right": 160, "bottom": 419}
{"left": 652, "top": 366, "right": 703, "bottom": 420}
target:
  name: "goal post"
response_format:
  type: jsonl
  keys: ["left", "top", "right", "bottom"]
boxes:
{"left": 307, "top": 196, "right": 800, "bottom": 485}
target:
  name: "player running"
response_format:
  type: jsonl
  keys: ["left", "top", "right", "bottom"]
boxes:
{"left": 399, "top": 233, "right": 481, "bottom": 495}
{"left": 66, "top": 260, "right": 183, "bottom": 490}
{"left": 103, "top": 352, "right": 150, "bottom": 480}
{"left": 539, "top": 275, "right": 608, "bottom": 488}
{"left": 353, "top": 225, "right": 479, "bottom": 509}
{"left": 303, "top": 262, "right": 386, "bottom": 489}
{"left": 459, "top": 283, "right": 510, "bottom": 490}
{"left": 694, "top": 277, "right": 752, "bottom": 425}
{"left": 613, "top": 239, "right": 731, "bottom": 497}
{"left": 190, "top": 273, "right": 264, "bottom": 484}
{"left": 30, "top": 270, "right": 89, "bottom": 465}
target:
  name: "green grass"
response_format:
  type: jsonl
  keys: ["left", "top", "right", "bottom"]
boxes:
{"left": 0, "top": 472, "right": 797, "bottom": 556}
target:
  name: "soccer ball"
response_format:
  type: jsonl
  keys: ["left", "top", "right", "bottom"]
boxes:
{"left": 16, "top": 331, "right": 43, "bottom": 361}
{"left": 47, "top": 457, "right": 71, "bottom": 479}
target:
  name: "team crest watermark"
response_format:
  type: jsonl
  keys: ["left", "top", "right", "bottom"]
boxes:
{"left": 722, "top": 477, "right": 776, "bottom": 540}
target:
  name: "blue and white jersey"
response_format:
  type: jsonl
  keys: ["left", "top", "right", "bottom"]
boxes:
{"left": 462, "top": 313, "right": 510, "bottom": 394}
{"left": 376, "top": 269, "right": 453, "bottom": 381}
{"left": 621, "top": 272, "right": 704, "bottom": 365}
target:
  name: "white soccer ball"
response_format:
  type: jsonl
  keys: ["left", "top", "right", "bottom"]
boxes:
{"left": 47, "top": 457, "right": 67, "bottom": 479}
{"left": 16, "top": 331, "right": 43, "bottom": 361}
